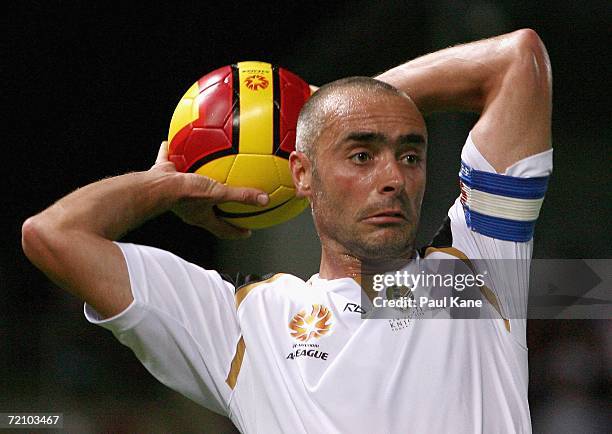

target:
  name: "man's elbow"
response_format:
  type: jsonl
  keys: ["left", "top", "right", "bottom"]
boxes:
{"left": 508, "top": 28, "right": 552, "bottom": 91}
{"left": 22, "top": 215, "right": 50, "bottom": 266}
{"left": 21, "top": 215, "right": 64, "bottom": 271}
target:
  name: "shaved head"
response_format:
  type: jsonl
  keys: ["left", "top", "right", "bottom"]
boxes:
{"left": 289, "top": 75, "right": 428, "bottom": 266}
{"left": 289, "top": 77, "right": 427, "bottom": 272}
{"left": 296, "top": 77, "right": 415, "bottom": 164}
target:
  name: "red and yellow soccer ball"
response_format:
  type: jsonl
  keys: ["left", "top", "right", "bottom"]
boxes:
{"left": 167, "top": 61, "right": 311, "bottom": 229}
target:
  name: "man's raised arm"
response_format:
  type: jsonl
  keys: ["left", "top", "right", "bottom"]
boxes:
{"left": 21, "top": 141, "right": 268, "bottom": 318}
{"left": 376, "top": 28, "right": 552, "bottom": 172}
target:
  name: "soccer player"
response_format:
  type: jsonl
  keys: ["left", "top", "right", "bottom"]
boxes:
{"left": 22, "top": 29, "right": 552, "bottom": 433}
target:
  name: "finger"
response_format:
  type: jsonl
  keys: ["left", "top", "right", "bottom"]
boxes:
{"left": 217, "top": 184, "right": 269, "bottom": 206}
{"left": 156, "top": 140, "right": 169, "bottom": 164}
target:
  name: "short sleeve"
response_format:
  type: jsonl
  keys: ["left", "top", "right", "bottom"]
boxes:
{"left": 84, "top": 242, "right": 240, "bottom": 415}
{"left": 431, "top": 133, "right": 553, "bottom": 345}
{"left": 448, "top": 131, "right": 553, "bottom": 259}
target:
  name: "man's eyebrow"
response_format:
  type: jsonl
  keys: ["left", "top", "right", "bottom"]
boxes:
{"left": 342, "top": 132, "right": 427, "bottom": 145}
{"left": 343, "top": 132, "right": 387, "bottom": 143}
{"left": 398, "top": 134, "right": 427, "bottom": 145}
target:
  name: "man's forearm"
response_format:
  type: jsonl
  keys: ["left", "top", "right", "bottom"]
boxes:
{"left": 22, "top": 141, "right": 266, "bottom": 318}
{"left": 377, "top": 29, "right": 551, "bottom": 172}
{"left": 33, "top": 170, "right": 180, "bottom": 240}
{"left": 376, "top": 29, "right": 548, "bottom": 116}
{"left": 21, "top": 169, "right": 182, "bottom": 316}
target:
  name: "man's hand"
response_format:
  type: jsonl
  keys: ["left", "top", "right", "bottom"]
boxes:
{"left": 151, "top": 141, "right": 269, "bottom": 239}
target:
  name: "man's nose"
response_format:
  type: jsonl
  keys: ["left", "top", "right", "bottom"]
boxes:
{"left": 377, "top": 159, "right": 405, "bottom": 195}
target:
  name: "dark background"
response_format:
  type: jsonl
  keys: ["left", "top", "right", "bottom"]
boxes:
{"left": 4, "top": 1, "right": 610, "bottom": 432}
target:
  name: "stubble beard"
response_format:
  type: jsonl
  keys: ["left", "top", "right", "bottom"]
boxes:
{"left": 311, "top": 172, "right": 418, "bottom": 264}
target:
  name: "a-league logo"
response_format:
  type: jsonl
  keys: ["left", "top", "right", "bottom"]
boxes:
{"left": 288, "top": 304, "right": 333, "bottom": 342}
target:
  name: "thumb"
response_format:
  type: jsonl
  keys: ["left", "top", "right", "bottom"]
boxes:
{"left": 155, "top": 140, "right": 169, "bottom": 164}
{"left": 217, "top": 184, "right": 270, "bottom": 206}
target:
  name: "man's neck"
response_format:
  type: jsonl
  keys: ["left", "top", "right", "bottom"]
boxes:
{"left": 318, "top": 243, "right": 415, "bottom": 281}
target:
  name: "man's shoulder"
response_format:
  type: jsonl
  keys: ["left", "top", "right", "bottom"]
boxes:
{"left": 229, "top": 272, "right": 311, "bottom": 310}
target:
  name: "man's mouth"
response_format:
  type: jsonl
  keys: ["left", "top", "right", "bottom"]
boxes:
{"left": 362, "top": 209, "right": 407, "bottom": 224}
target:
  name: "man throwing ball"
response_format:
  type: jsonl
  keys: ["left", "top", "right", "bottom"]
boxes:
{"left": 23, "top": 29, "right": 552, "bottom": 433}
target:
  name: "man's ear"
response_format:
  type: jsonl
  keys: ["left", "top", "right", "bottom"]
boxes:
{"left": 289, "top": 151, "right": 312, "bottom": 198}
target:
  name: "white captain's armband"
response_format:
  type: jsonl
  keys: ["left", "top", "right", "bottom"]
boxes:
{"left": 459, "top": 161, "right": 550, "bottom": 242}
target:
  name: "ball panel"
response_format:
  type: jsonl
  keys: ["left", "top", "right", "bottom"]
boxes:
{"left": 223, "top": 102, "right": 237, "bottom": 146}
{"left": 195, "top": 155, "right": 236, "bottom": 183}
{"left": 197, "top": 65, "right": 232, "bottom": 93}
{"left": 237, "top": 61, "right": 274, "bottom": 155}
{"left": 193, "top": 79, "right": 234, "bottom": 129}
{"left": 168, "top": 81, "right": 199, "bottom": 146}
{"left": 225, "top": 154, "right": 279, "bottom": 192}
{"left": 277, "top": 131, "right": 297, "bottom": 160}
{"left": 278, "top": 68, "right": 310, "bottom": 155}
{"left": 267, "top": 184, "right": 299, "bottom": 204}
{"left": 183, "top": 128, "right": 232, "bottom": 171}
{"left": 168, "top": 123, "right": 192, "bottom": 172}
{"left": 273, "top": 155, "right": 295, "bottom": 188}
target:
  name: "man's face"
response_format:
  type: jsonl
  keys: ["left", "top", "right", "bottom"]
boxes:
{"left": 304, "top": 91, "right": 427, "bottom": 261}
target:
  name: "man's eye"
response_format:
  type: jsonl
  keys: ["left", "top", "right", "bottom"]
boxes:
{"left": 402, "top": 154, "right": 420, "bottom": 165}
{"left": 350, "top": 152, "right": 372, "bottom": 164}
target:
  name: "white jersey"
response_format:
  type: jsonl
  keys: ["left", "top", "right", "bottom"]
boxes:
{"left": 85, "top": 133, "right": 553, "bottom": 433}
